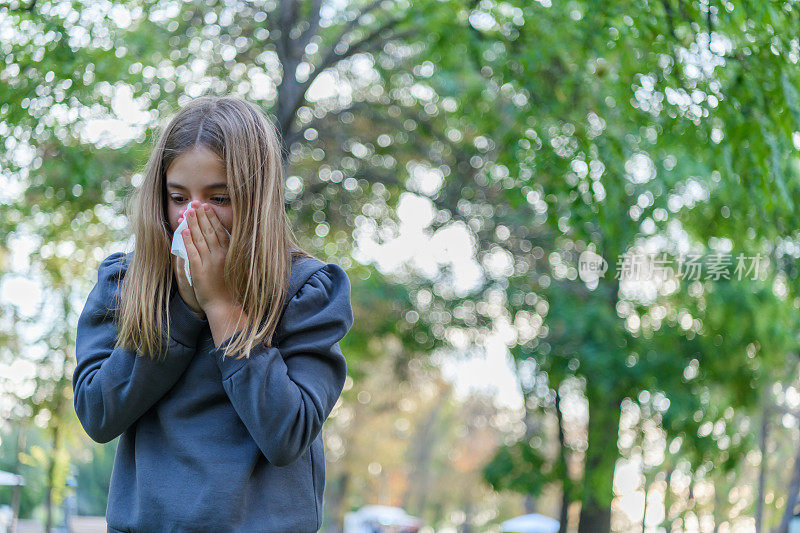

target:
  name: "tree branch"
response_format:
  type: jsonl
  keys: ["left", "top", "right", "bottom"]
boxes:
{"left": 282, "top": 20, "right": 417, "bottom": 136}
{"left": 272, "top": 0, "right": 301, "bottom": 66}
{"left": 5, "top": 0, "right": 37, "bottom": 12}
{"left": 327, "top": 0, "right": 387, "bottom": 55}
{"left": 284, "top": 101, "right": 370, "bottom": 147}
{"left": 662, "top": 0, "right": 678, "bottom": 40}
{"left": 297, "top": 0, "right": 324, "bottom": 55}
{"left": 306, "top": 16, "right": 408, "bottom": 90}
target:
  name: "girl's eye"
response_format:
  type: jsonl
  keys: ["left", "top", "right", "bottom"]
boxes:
{"left": 170, "top": 196, "right": 229, "bottom": 205}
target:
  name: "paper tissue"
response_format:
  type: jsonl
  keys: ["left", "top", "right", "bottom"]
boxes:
{"left": 170, "top": 216, "right": 231, "bottom": 286}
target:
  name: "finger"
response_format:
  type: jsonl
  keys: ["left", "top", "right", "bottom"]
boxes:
{"left": 186, "top": 208, "right": 210, "bottom": 259}
{"left": 175, "top": 256, "right": 187, "bottom": 283}
{"left": 197, "top": 204, "right": 220, "bottom": 249}
{"left": 204, "top": 206, "right": 230, "bottom": 247}
{"left": 173, "top": 257, "right": 188, "bottom": 293}
{"left": 182, "top": 228, "right": 203, "bottom": 268}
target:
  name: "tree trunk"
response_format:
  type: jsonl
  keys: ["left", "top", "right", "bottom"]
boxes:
{"left": 555, "top": 388, "right": 570, "bottom": 533}
{"left": 323, "top": 472, "right": 349, "bottom": 533}
{"left": 9, "top": 422, "right": 26, "bottom": 533}
{"left": 641, "top": 470, "right": 650, "bottom": 533}
{"left": 459, "top": 497, "right": 473, "bottom": 533}
{"left": 558, "top": 491, "right": 570, "bottom": 533}
{"left": 712, "top": 479, "right": 722, "bottom": 533}
{"left": 755, "top": 402, "right": 769, "bottom": 533}
{"left": 522, "top": 397, "right": 540, "bottom": 515}
{"left": 577, "top": 395, "right": 622, "bottom": 533}
{"left": 578, "top": 498, "right": 612, "bottom": 533}
{"left": 45, "top": 424, "right": 59, "bottom": 533}
{"left": 523, "top": 494, "right": 535, "bottom": 514}
{"left": 777, "top": 437, "right": 800, "bottom": 533}
{"left": 679, "top": 475, "right": 697, "bottom": 531}
{"left": 404, "top": 392, "right": 446, "bottom": 517}
{"left": 662, "top": 467, "right": 675, "bottom": 533}
{"left": 640, "top": 437, "right": 655, "bottom": 533}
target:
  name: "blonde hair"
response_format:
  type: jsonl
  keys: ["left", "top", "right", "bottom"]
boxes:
{"left": 115, "top": 95, "right": 316, "bottom": 361}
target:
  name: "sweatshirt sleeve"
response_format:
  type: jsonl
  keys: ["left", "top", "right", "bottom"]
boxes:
{"left": 73, "top": 252, "right": 209, "bottom": 443}
{"left": 211, "top": 263, "right": 354, "bottom": 467}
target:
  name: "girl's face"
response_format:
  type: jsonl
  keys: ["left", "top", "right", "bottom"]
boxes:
{"left": 165, "top": 145, "right": 233, "bottom": 234}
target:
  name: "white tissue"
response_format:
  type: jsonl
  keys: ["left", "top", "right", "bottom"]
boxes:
{"left": 170, "top": 216, "right": 231, "bottom": 286}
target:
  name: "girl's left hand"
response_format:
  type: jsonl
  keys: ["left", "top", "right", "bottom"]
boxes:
{"left": 181, "top": 201, "right": 234, "bottom": 315}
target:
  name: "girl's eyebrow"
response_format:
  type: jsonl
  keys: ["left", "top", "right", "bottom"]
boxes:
{"left": 166, "top": 181, "right": 228, "bottom": 190}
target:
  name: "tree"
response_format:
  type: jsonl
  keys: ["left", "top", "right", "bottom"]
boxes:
{"left": 3, "top": 1, "right": 800, "bottom": 530}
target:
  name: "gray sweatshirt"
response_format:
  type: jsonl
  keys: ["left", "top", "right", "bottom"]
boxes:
{"left": 72, "top": 251, "right": 353, "bottom": 532}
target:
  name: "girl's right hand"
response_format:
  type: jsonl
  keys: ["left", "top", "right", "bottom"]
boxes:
{"left": 174, "top": 255, "right": 204, "bottom": 318}
{"left": 173, "top": 209, "right": 205, "bottom": 318}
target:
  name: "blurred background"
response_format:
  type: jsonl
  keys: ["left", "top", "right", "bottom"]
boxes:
{"left": 1, "top": 0, "right": 799, "bottom": 532}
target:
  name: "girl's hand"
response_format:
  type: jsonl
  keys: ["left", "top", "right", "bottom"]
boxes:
{"left": 180, "top": 200, "right": 233, "bottom": 316}
{"left": 173, "top": 206, "right": 204, "bottom": 318}
{"left": 173, "top": 254, "right": 204, "bottom": 318}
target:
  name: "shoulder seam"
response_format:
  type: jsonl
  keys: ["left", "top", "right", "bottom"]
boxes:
{"left": 96, "top": 253, "right": 128, "bottom": 314}
{"left": 285, "top": 258, "right": 327, "bottom": 306}
{"left": 98, "top": 252, "right": 128, "bottom": 274}
{"left": 272, "top": 260, "right": 330, "bottom": 344}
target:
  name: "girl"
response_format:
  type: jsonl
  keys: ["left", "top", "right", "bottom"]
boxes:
{"left": 73, "top": 95, "right": 353, "bottom": 532}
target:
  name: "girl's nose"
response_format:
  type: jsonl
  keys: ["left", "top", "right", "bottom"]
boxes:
{"left": 180, "top": 202, "right": 201, "bottom": 213}
{"left": 178, "top": 201, "right": 202, "bottom": 223}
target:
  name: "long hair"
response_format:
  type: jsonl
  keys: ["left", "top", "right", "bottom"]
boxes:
{"left": 115, "top": 95, "right": 316, "bottom": 361}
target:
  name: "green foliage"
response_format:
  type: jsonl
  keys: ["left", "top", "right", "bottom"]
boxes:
{"left": 0, "top": 425, "right": 49, "bottom": 518}
{"left": 2, "top": 0, "right": 800, "bottom": 529}
{"left": 483, "top": 440, "right": 552, "bottom": 496}
{"left": 74, "top": 439, "right": 117, "bottom": 516}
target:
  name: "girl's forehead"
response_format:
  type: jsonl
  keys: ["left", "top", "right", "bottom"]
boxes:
{"left": 166, "top": 147, "right": 228, "bottom": 188}
{"left": 166, "top": 178, "right": 228, "bottom": 191}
